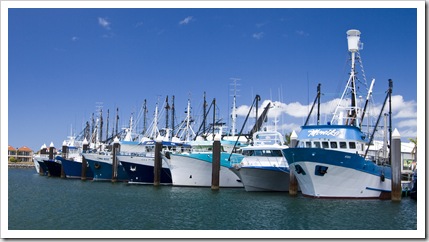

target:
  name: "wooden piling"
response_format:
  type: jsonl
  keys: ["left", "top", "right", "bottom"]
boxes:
{"left": 48, "top": 142, "right": 54, "bottom": 177}
{"left": 61, "top": 141, "right": 67, "bottom": 178}
{"left": 211, "top": 135, "right": 221, "bottom": 190}
{"left": 391, "top": 128, "right": 402, "bottom": 201}
{"left": 81, "top": 138, "right": 89, "bottom": 180}
{"left": 48, "top": 142, "right": 54, "bottom": 160}
{"left": 289, "top": 130, "right": 298, "bottom": 195}
{"left": 153, "top": 137, "right": 163, "bottom": 186}
{"left": 111, "top": 137, "right": 120, "bottom": 183}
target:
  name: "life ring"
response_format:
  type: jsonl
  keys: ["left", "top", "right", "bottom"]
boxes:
{"left": 94, "top": 162, "right": 101, "bottom": 169}
{"left": 130, "top": 166, "right": 136, "bottom": 172}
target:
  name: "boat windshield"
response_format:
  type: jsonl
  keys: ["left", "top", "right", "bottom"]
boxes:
{"left": 243, "top": 149, "right": 283, "bottom": 157}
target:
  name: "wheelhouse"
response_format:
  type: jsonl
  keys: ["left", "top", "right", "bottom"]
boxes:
{"left": 296, "top": 124, "right": 367, "bottom": 156}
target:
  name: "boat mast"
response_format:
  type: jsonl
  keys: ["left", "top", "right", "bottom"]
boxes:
{"left": 142, "top": 99, "right": 147, "bottom": 137}
{"left": 171, "top": 96, "right": 175, "bottom": 138}
{"left": 203, "top": 92, "right": 207, "bottom": 134}
{"left": 359, "top": 79, "right": 375, "bottom": 129}
{"left": 165, "top": 95, "right": 170, "bottom": 140}
{"left": 331, "top": 29, "right": 361, "bottom": 127}
{"left": 151, "top": 100, "right": 159, "bottom": 139}
{"left": 105, "top": 109, "right": 109, "bottom": 141}
{"left": 304, "top": 83, "right": 321, "bottom": 126}
{"left": 185, "top": 98, "right": 195, "bottom": 141}
{"left": 230, "top": 78, "right": 240, "bottom": 136}
{"left": 115, "top": 107, "right": 119, "bottom": 138}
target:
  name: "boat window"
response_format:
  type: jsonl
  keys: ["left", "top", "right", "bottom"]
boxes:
{"left": 315, "top": 165, "right": 328, "bottom": 176}
{"left": 305, "top": 141, "right": 311, "bottom": 148}
{"left": 340, "top": 142, "right": 347, "bottom": 149}
{"left": 330, "top": 142, "right": 338, "bottom": 148}
{"left": 349, "top": 142, "right": 356, "bottom": 149}
{"left": 313, "top": 141, "right": 321, "bottom": 148}
{"left": 322, "top": 142, "right": 329, "bottom": 148}
{"left": 271, "top": 150, "right": 283, "bottom": 157}
{"left": 259, "top": 150, "right": 270, "bottom": 156}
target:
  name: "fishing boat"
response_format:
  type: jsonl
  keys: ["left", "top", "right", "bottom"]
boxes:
{"left": 117, "top": 140, "right": 191, "bottom": 184}
{"left": 56, "top": 137, "right": 94, "bottom": 179}
{"left": 281, "top": 29, "right": 393, "bottom": 199}
{"left": 83, "top": 114, "right": 144, "bottom": 182}
{"left": 33, "top": 143, "right": 49, "bottom": 175}
{"left": 43, "top": 159, "right": 62, "bottom": 177}
{"left": 41, "top": 142, "right": 62, "bottom": 177}
{"left": 232, "top": 131, "right": 290, "bottom": 192}
{"left": 164, "top": 139, "right": 245, "bottom": 187}
{"left": 83, "top": 148, "right": 130, "bottom": 182}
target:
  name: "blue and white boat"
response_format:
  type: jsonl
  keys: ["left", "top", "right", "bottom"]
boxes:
{"left": 117, "top": 140, "right": 191, "bottom": 185}
{"left": 83, "top": 117, "right": 143, "bottom": 182}
{"left": 281, "top": 29, "right": 392, "bottom": 199}
{"left": 83, "top": 148, "right": 130, "bottom": 182}
{"left": 54, "top": 136, "right": 94, "bottom": 179}
{"left": 232, "top": 131, "right": 290, "bottom": 192}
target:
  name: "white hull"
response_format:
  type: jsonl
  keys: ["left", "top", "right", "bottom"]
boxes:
{"left": 33, "top": 156, "right": 41, "bottom": 173}
{"left": 83, "top": 153, "right": 112, "bottom": 164}
{"left": 117, "top": 155, "right": 170, "bottom": 169}
{"left": 238, "top": 167, "right": 290, "bottom": 192}
{"left": 291, "top": 161, "right": 391, "bottom": 198}
{"left": 167, "top": 154, "right": 243, "bottom": 187}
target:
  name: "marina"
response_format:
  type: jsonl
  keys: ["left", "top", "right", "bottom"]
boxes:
{"left": 4, "top": 5, "right": 423, "bottom": 239}
{"left": 22, "top": 29, "right": 417, "bottom": 199}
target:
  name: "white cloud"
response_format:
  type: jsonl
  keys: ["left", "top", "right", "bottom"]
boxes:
{"left": 98, "top": 17, "right": 111, "bottom": 30}
{"left": 396, "top": 119, "right": 417, "bottom": 128}
{"left": 296, "top": 30, "right": 309, "bottom": 36}
{"left": 71, "top": 36, "right": 79, "bottom": 41}
{"left": 135, "top": 21, "right": 144, "bottom": 28}
{"left": 252, "top": 32, "right": 264, "bottom": 40}
{"left": 179, "top": 16, "right": 194, "bottom": 25}
{"left": 391, "top": 95, "right": 417, "bottom": 119}
{"left": 255, "top": 21, "right": 268, "bottom": 28}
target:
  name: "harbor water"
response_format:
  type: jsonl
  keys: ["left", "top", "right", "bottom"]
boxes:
{"left": 7, "top": 168, "right": 418, "bottom": 237}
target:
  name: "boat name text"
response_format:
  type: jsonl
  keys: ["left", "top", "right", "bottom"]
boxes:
{"left": 307, "top": 129, "right": 341, "bottom": 137}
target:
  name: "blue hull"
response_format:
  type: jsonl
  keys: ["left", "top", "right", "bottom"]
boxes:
{"left": 43, "top": 159, "right": 62, "bottom": 177}
{"left": 56, "top": 156, "right": 94, "bottom": 179}
{"left": 86, "top": 158, "right": 129, "bottom": 182}
{"left": 37, "top": 161, "right": 49, "bottom": 176}
{"left": 120, "top": 160, "right": 172, "bottom": 184}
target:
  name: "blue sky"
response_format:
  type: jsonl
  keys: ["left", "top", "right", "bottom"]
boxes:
{"left": 4, "top": 2, "right": 423, "bottom": 152}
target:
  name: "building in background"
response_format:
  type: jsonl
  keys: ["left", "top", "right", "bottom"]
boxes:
{"left": 8, "top": 145, "right": 33, "bottom": 162}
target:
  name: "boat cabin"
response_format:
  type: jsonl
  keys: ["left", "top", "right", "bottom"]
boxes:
{"left": 296, "top": 124, "right": 367, "bottom": 156}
